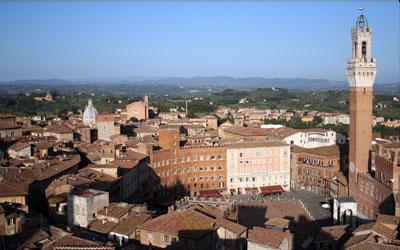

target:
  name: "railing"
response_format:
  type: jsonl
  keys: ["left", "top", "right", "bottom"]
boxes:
{"left": 184, "top": 196, "right": 232, "bottom": 205}
{"left": 347, "top": 58, "right": 376, "bottom": 64}
{"left": 181, "top": 144, "right": 225, "bottom": 150}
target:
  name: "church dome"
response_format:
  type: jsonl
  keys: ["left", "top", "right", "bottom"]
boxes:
{"left": 83, "top": 99, "right": 98, "bottom": 126}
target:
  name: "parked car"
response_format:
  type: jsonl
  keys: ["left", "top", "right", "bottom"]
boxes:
{"left": 320, "top": 201, "right": 330, "bottom": 209}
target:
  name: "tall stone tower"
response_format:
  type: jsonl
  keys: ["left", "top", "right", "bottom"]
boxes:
{"left": 347, "top": 13, "right": 377, "bottom": 193}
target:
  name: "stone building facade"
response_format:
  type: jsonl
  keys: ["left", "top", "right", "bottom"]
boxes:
{"left": 291, "top": 145, "right": 342, "bottom": 195}
{"left": 96, "top": 113, "right": 116, "bottom": 141}
{"left": 353, "top": 140, "right": 400, "bottom": 220}
{"left": 67, "top": 188, "right": 109, "bottom": 228}
{"left": 126, "top": 96, "right": 148, "bottom": 121}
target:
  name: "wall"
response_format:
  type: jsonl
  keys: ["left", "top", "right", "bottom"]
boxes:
{"left": 8, "top": 146, "right": 31, "bottom": 159}
{"left": 0, "top": 128, "right": 22, "bottom": 139}
{"left": 67, "top": 191, "right": 109, "bottom": 228}
{"left": 227, "top": 145, "right": 291, "bottom": 193}
{"left": 97, "top": 121, "right": 115, "bottom": 141}
{"left": 151, "top": 145, "right": 227, "bottom": 197}
{"left": 0, "top": 196, "right": 26, "bottom": 206}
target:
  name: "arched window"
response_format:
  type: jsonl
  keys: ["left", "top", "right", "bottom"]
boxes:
{"left": 362, "top": 41, "right": 367, "bottom": 60}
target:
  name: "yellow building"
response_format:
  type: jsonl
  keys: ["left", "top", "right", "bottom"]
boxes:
{"left": 0, "top": 182, "right": 27, "bottom": 205}
{"left": 301, "top": 116, "right": 314, "bottom": 123}
{"left": 382, "top": 121, "right": 400, "bottom": 128}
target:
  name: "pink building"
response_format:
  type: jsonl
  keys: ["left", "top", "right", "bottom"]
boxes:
{"left": 226, "top": 140, "right": 291, "bottom": 194}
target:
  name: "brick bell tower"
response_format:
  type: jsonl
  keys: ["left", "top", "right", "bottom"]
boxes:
{"left": 347, "top": 13, "right": 377, "bottom": 195}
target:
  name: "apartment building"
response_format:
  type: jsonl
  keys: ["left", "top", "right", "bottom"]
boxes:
{"left": 226, "top": 140, "right": 291, "bottom": 194}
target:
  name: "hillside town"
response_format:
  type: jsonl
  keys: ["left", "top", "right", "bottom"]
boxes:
{"left": 0, "top": 10, "right": 399, "bottom": 250}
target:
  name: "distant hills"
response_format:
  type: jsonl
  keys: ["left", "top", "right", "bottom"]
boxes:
{"left": 0, "top": 76, "right": 398, "bottom": 93}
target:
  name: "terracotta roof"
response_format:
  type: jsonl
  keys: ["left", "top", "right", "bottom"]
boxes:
{"left": 52, "top": 168, "right": 118, "bottom": 193}
{"left": 88, "top": 219, "right": 118, "bottom": 234}
{"left": 198, "top": 189, "right": 222, "bottom": 198}
{"left": 139, "top": 207, "right": 215, "bottom": 239}
{"left": 45, "top": 124, "right": 73, "bottom": 134}
{"left": 0, "top": 181, "right": 28, "bottom": 197}
{"left": 247, "top": 226, "right": 292, "bottom": 248}
{"left": 98, "top": 202, "right": 133, "bottom": 218}
{"left": 118, "top": 150, "right": 147, "bottom": 161}
{"left": 223, "top": 127, "right": 270, "bottom": 137}
{"left": 8, "top": 142, "right": 30, "bottom": 152}
{"left": 192, "top": 204, "right": 225, "bottom": 219}
{"left": 353, "top": 222, "right": 374, "bottom": 234}
{"left": 345, "top": 241, "right": 399, "bottom": 250}
{"left": 265, "top": 127, "right": 299, "bottom": 140}
{"left": 110, "top": 159, "right": 140, "bottom": 169}
{"left": 0, "top": 122, "right": 21, "bottom": 130}
{"left": 315, "top": 224, "right": 348, "bottom": 242}
{"left": 34, "top": 142, "right": 54, "bottom": 151}
{"left": 0, "top": 155, "right": 80, "bottom": 193}
{"left": 343, "top": 233, "right": 372, "bottom": 248}
{"left": 96, "top": 113, "right": 114, "bottom": 122}
{"left": 49, "top": 234, "right": 115, "bottom": 250}
{"left": 291, "top": 144, "right": 341, "bottom": 156}
{"left": 111, "top": 213, "right": 151, "bottom": 236}
{"left": 215, "top": 217, "right": 247, "bottom": 236}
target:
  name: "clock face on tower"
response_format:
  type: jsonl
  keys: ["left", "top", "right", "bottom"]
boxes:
{"left": 350, "top": 162, "right": 355, "bottom": 173}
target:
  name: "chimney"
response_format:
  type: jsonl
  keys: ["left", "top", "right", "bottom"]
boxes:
{"left": 138, "top": 143, "right": 150, "bottom": 156}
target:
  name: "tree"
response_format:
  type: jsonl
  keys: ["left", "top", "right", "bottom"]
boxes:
{"left": 313, "top": 116, "right": 323, "bottom": 125}
{"left": 129, "top": 117, "right": 139, "bottom": 122}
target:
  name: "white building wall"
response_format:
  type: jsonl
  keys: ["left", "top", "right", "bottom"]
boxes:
{"left": 8, "top": 146, "right": 31, "bottom": 159}
{"left": 97, "top": 121, "right": 115, "bottom": 141}
{"left": 283, "top": 131, "right": 345, "bottom": 148}
{"left": 67, "top": 191, "right": 109, "bottom": 228}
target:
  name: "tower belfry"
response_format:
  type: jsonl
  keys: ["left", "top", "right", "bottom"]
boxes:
{"left": 347, "top": 11, "right": 377, "bottom": 194}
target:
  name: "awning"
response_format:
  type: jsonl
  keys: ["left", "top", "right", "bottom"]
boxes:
{"left": 259, "top": 185, "right": 284, "bottom": 195}
{"left": 199, "top": 189, "right": 222, "bottom": 198}
{"left": 244, "top": 187, "right": 259, "bottom": 194}
{"left": 230, "top": 188, "right": 236, "bottom": 194}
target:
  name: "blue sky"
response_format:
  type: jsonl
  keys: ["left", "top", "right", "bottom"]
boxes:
{"left": 0, "top": 2, "right": 398, "bottom": 83}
